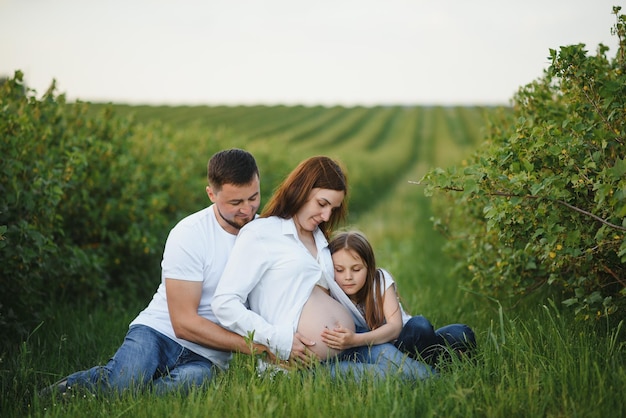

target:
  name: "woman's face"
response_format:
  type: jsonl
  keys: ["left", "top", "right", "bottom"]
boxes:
{"left": 294, "top": 187, "right": 344, "bottom": 233}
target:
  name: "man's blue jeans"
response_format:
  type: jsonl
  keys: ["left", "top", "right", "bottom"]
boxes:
{"left": 66, "top": 325, "right": 217, "bottom": 395}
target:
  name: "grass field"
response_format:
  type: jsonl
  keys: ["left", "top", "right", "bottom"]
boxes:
{"left": 3, "top": 104, "right": 625, "bottom": 417}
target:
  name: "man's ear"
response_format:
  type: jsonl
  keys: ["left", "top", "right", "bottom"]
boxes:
{"left": 206, "top": 186, "right": 216, "bottom": 202}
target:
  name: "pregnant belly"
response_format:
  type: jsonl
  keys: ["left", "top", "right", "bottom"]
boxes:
{"left": 297, "top": 285, "right": 355, "bottom": 361}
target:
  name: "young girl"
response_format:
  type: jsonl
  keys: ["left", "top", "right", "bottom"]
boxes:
{"left": 321, "top": 231, "right": 476, "bottom": 366}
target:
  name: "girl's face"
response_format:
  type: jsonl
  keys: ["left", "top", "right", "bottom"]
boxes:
{"left": 332, "top": 248, "right": 367, "bottom": 300}
{"left": 293, "top": 188, "right": 344, "bottom": 234}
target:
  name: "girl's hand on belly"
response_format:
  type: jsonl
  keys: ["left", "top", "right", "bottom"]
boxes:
{"left": 321, "top": 325, "right": 358, "bottom": 351}
{"left": 297, "top": 286, "right": 355, "bottom": 361}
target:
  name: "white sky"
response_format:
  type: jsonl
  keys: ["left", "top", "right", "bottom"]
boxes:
{"left": 1, "top": 0, "right": 622, "bottom": 106}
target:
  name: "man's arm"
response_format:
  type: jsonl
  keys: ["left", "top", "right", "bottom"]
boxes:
{"left": 165, "top": 278, "right": 272, "bottom": 358}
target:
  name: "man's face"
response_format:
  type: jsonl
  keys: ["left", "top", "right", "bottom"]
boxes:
{"left": 207, "top": 174, "right": 260, "bottom": 234}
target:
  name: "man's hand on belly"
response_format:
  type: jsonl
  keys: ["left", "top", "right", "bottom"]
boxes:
{"left": 289, "top": 331, "right": 318, "bottom": 367}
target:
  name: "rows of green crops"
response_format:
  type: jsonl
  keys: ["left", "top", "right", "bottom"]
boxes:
{"left": 92, "top": 104, "right": 495, "bottom": 219}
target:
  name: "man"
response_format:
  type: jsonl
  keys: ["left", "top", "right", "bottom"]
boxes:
{"left": 43, "top": 148, "right": 273, "bottom": 395}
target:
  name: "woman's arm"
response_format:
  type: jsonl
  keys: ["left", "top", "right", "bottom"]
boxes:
{"left": 167, "top": 278, "right": 274, "bottom": 359}
{"left": 212, "top": 227, "right": 294, "bottom": 360}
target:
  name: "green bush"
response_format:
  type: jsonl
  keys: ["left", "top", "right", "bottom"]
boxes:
{"left": 0, "top": 72, "right": 175, "bottom": 341}
{"left": 0, "top": 71, "right": 306, "bottom": 345}
{"left": 421, "top": 7, "right": 626, "bottom": 320}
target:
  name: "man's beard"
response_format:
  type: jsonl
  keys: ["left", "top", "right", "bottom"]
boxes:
{"left": 217, "top": 206, "right": 252, "bottom": 230}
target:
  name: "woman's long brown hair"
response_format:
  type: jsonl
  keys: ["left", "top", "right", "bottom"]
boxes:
{"left": 261, "top": 156, "right": 348, "bottom": 238}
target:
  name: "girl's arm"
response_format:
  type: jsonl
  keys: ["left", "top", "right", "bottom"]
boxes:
{"left": 321, "top": 286, "right": 404, "bottom": 349}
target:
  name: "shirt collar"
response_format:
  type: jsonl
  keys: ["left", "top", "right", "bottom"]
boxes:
{"left": 280, "top": 217, "right": 328, "bottom": 249}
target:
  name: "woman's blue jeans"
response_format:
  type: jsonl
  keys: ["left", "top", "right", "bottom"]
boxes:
{"left": 330, "top": 342, "right": 436, "bottom": 381}
{"left": 65, "top": 325, "right": 217, "bottom": 395}
{"left": 329, "top": 322, "right": 437, "bottom": 381}
{"left": 394, "top": 315, "right": 476, "bottom": 364}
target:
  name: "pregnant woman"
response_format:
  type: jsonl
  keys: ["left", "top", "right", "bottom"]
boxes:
{"left": 212, "top": 156, "right": 355, "bottom": 364}
{"left": 213, "top": 156, "right": 435, "bottom": 381}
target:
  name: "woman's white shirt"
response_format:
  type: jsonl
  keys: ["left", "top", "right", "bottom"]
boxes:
{"left": 212, "top": 216, "right": 333, "bottom": 360}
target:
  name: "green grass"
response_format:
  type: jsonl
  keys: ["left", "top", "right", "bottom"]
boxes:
{"left": 5, "top": 298, "right": 625, "bottom": 417}
{"left": 2, "top": 104, "right": 625, "bottom": 417}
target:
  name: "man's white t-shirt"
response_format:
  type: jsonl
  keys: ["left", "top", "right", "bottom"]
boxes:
{"left": 130, "top": 205, "right": 236, "bottom": 369}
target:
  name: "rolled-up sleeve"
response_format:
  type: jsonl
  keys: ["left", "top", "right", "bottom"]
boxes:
{"left": 212, "top": 226, "right": 294, "bottom": 360}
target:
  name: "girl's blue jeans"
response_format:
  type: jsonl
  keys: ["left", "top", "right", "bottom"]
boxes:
{"left": 395, "top": 315, "right": 476, "bottom": 363}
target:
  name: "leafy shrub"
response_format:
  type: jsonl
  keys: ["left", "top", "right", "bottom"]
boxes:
{"left": 421, "top": 7, "right": 626, "bottom": 320}
{"left": 0, "top": 71, "right": 306, "bottom": 344}
{"left": 1, "top": 72, "right": 184, "bottom": 340}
